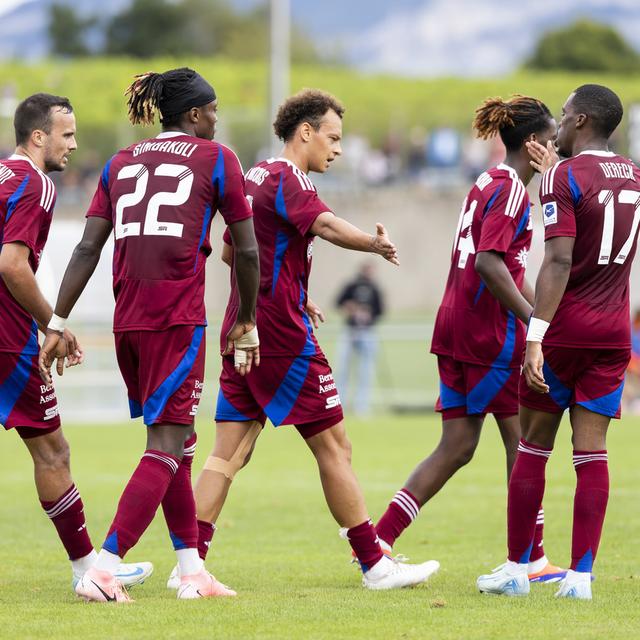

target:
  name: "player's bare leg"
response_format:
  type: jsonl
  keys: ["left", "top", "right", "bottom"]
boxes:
{"left": 22, "top": 428, "right": 73, "bottom": 500}
{"left": 554, "top": 405, "right": 610, "bottom": 599}
{"left": 495, "top": 415, "right": 520, "bottom": 480}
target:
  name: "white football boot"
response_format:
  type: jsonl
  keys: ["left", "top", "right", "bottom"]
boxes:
{"left": 477, "top": 561, "right": 530, "bottom": 596}
{"left": 554, "top": 569, "right": 592, "bottom": 600}
{"left": 167, "top": 564, "right": 180, "bottom": 590}
{"left": 73, "top": 561, "right": 153, "bottom": 592}
{"left": 362, "top": 555, "right": 440, "bottom": 590}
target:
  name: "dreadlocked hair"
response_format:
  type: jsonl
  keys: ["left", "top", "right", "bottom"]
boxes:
{"left": 473, "top": 95, "right": 553, "bottom": 152}
{"left": 126, "top": 67, "right": 200, "bottom": 126}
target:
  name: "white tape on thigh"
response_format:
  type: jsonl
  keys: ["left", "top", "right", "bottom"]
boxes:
{"left": 234, "top": 326, "right": 259, "bottom": 367}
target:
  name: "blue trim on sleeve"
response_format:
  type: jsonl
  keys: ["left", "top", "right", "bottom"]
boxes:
{"left": 271, "top": 230, "right": 289, "bottom": 296}
{"left": 211, "top": 145, "right": 226, "bottom": 200}
{"left": 0, "top": 329, "right": 38, "bottom": 424}
{"left": 5, "top": 175, "right": 30, "bottom": 222}
{"left": 194, "top": 205, "right": 212, "bottom": 273}
{"left": 275, "top": 174, "right": 288, "bottom": 221}
{"left": 142, "top": 326, "right": 204, "bottom": 425}
{"left": 482, "top": 183, "right": 503, "bottom": 218}
{"left": 264, "top": 355, "right": 311, "bottom": 426}
{"left": 577, "top": 381, "right": 624, "bottom": 418}
{"left": 567, "top": 166, "right": 582, "bottom": 206}
{"left": 101, "top": 157, "right": 114, "bottom": 190}
{"left": 215, "top": 388, "right": 252, "bottom": 422}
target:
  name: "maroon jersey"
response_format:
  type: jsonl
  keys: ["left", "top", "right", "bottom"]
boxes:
{"left": 0, "top": 154, "right": 56, "bottom": 354}
{"left": 539, "top": 150, "right": 640, "bottom": 348}
{"left": 87, "top": 132, "right": 252, "bottom": 332}
{"left": 431, "top": 164, "right": 532, "bottom": 368}
{"left": 220, "top": 157, "right": 330, "bottom": 356}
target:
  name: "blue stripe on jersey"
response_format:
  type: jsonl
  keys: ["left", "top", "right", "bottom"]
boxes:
{"left": 473, "top": 282, "right": 486, "bottom": 305}
{"left": 215, "top": 388, "right": 251, "bottom": 422}
{"left": 512, "top": 203, "right": 531, "bottom": 241}
{"left": 494, "top": 311, "right": 516, "bottom": 368}
{"left": 275, "top": 174, "right": 288, "bottom": 221}
{"left": 142, "top": 326, "right": 204, "bottom": 425}
{"left": 542, "top": 361, "right": 572, "bottom": 409}
{"left": 264, "top": 355, "right": 311, "bottom": 426}
{"left": 467, "top": 367, "right": 511, "bottom": 414}
{"left": 482, "top": 183, "right": 503, "bottom": 218}
{"left": 298, "top": 278, "right": 316, "bottom": 356}
{"left": 271, "top": 230, "right": 289, "bottom": 296}
{"left": 211, "top": 145, "right": 225, "bottom": 199}
{"left": 0, "top": 328, "right": 38, "bottom": 424}
{"left": 194, "top": 205, "right": 212, "bottom": 273}
{"left": 101, "top": 156, "right": 114, "bottom": 190}
{"left": 567, "top": 166, "right": 582, "bottom": 206}
{"left": 5, "top": 175, "right": 30, "bottom": 222}
{"left": 438, "top": 381, "right": 466, "bottom": 409}
{"left": 577, "top": 380, "right": 624, "bottom": 418}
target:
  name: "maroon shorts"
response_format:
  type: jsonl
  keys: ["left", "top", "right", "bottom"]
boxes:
{"left": 0, "top": 350, "right": 61, "bottom": 436}
{"left": 215, "top": 351, "right": 344, "bottom": 439}
{"left": 435, "top": 355, "right": 519, "bottom": 421}
{"left": 115, "top": 325, "right": 206, "bottom": 426}
{"left": 519, "top": 346, "right": 629, "bottom": 418}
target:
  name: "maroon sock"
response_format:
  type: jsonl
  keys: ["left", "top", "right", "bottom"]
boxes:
{"left": 197, "top": 520, "right": 216, "bottom": 560}
{"left": 507, "top": 439, "right": 552, "bottom": 563}
{"left": 40, "top": 484, "right": 94, "bottom": 560}
{"left": 375, "top": 488, "right": 420, "bottom": 547}
{"left": 347, "top": 520, "right": 383, "bottom": 572}
{"left": 102, "top": 450, "right": 180, "bottom": 558}
{"left": 529, "top": 507, "right": 546, "bottom": 563}
{"left": 571, "top": 450, "right": 609, "bottom": 572}
{"left": 161, "top": 433, "right": 198, "bottom": 551}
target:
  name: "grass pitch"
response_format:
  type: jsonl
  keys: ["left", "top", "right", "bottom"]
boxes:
{"left": 1, "top": 413, "right": 638, "bottom": 639}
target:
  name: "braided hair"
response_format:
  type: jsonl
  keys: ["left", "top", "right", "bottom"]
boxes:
{"left": 473, "top": 95, "right": 553, "bottom": 151}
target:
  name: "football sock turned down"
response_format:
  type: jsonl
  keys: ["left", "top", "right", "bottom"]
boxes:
{"left": 346, "top": 520, "right": 384, "bottom": 572}
{"left": 507, "top": 439, "right": 552, "bottom": 563}
{"left": 375, "top": 488, "right": 420, "bottom": 547}
{"left": 571, "top": 450, "right": 609, "bottom": 573}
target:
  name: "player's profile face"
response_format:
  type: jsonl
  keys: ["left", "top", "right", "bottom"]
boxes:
{"left": 536, "top": 118, "right": 557, "bottom": 156}
{"left": 195, "top": 100, "right": 218, "bottom": 140}
{"left": 42, "top": 109, "right": 77, "bottom": 172}
{"left": 556, "top": 94, "right": 576, "bottom": 157}
{"left": 307, "top": 109, "right": 342, "bottom": 174}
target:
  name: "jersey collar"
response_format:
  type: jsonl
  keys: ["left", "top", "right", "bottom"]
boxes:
{"left": 8, "top": 152, "right": 41, "bottom": 172}
{"left": 577, "top": 150, "right": 616, "bottom": 157}
{"left": 155, "top": 131, "right": 190, "bottom": 139}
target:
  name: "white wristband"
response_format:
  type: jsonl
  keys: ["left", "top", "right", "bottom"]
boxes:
{"left": 526, "top": 317, "right": 550, "bottom": 343}
{"left": 47, "top": 313, "right": 67, "bottom": 333}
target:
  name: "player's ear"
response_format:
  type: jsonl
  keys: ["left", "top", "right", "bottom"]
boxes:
{"left": 31, "top": 129, "right": 45, "bottom": 148}
{"left": 575, "top": 113, "right": 587, "bottom": 129}
{"left": 188, "top": 107, "right": 200, "bottom": 124}
{"left": 299, "top": 122, "right": 312, "bottom": 143}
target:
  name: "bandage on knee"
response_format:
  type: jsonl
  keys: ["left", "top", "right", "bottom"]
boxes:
{"left": 203, "top": 422, "right": 262, "bottom": 480}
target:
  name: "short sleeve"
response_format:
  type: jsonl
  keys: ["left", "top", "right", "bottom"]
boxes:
{"left": 86, "top": 160, "right": 114, "bottom": 221}
{"left": 477, "top": 179, "right": 522, "bottom": 254}
{"left": 216, "top": 145, "right": 253, "bottom": 225}
{"left": 282, "top": 169, "right": 332, "bottom": 237}
{"left": 539, "top": 162, "right": 576, "bottom": 240}
{"left": 2, "top": 174, "right": 53, "bottom": 257}
{"left": 222, "top": 227, "right": 232, "bottom": 245}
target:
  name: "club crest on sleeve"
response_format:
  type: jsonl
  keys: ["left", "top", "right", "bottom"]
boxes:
{"left": 543, "top": 201, "right": 557, "bottom": 226}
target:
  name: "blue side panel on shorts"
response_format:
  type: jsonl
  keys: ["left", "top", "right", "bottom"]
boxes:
{"left": 438, "top": 381, "right": 466, "bottom": 409}
{"left": 215, "top": 388, "right": 251, "bottom": 421}
{"left": 128, "top": 398, "right": 143, "bottom": 419}
{"left": 542, "top": 361, "right": 572, "bottom": 410}
{"left": 264, "top": 355, "right": 311, "bottom": 426}
{"left": 143, "top": 326, "right": 204, "bottom": 425}
{"left": 577, "top": 381, "right": 624, "bottom": 418}
{"left": 0, "top": 330, "right": 38, "bottom": 424}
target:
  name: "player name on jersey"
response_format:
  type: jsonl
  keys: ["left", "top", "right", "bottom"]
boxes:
{"left": 599, "top": 162, "right": 636, "bottom": 180}
{"left": 132, "top": 139, "right": 198, "bottom": 158}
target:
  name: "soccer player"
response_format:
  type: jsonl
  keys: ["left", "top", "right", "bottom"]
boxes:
{"left": 169, "top": 89, "right": 440, "bottom": 592}
{"left": 39, "top": 68, "right": 260, "bottom": 602}
{"left": 0, "top": 93, "right": 151, "bottom": 590}
{"left": 477, "top": 84, "right": 633, "bottom": 599}
{"left": 374, "top": 96, "right": 565, "bottom": 582}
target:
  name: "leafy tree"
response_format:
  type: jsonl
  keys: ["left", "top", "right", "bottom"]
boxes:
{"left": 49, "top": 4, "right": 94, "bottom": 57}
{"left": 525, "top": 20, "right": 640, "bottom": 73}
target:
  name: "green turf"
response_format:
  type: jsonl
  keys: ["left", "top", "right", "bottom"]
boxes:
{"left": 1, "top": 414, "right": 638, "bottom": 639}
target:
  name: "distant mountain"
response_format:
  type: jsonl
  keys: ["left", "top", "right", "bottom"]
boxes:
{"left": 1, "top": 0, "right": 640, "bottom": 76}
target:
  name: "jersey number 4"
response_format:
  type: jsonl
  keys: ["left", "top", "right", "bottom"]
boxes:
{"left": 454, "top": 198, "right": 477, "bottom": 269}
{"left": 597, "top": 189, "right": 640, "bottom": 265}
{"left": 114, "top": 163, "right": 194, "bottom": 240}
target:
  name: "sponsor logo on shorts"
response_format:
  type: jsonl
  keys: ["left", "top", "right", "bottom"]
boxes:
{"left": 190, "top": 379, "right": 203, "bottom": 400}
{"left": 325, "top": 395, "right": 341, "bottom": 410}
{"left": 39, "top": 384, "right": 56, "bottom": 405}
{"left": 44, "top": 406, "right": 59, "bottom": 421}
{"left": 318, "top": 373, "right": 336, "bottom": 394}
{"left": 189, "top": 404, "right": 200, "bottom": 417}
{"left": 543, "top": 201, "right": 557, "bottom": 226}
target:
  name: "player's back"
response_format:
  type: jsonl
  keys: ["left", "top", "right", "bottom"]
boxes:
{"left": 0, "top": 155, "right": 55, "bottom": 354}
{"left": 540, "top": 151, "right": 640, "bottom": 348}
{"left": 431, "top": 164, "right": 531, "bottom": 367}
{"left": 88, "top": 132, "right": 251, "bottom": 331}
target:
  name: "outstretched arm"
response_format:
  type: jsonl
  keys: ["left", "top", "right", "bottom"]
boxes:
{"left": 310, "top": 213, "right": 399, "bottom": 265}
{"left": 475, "top": 251, "right": 532, "bottom": 324}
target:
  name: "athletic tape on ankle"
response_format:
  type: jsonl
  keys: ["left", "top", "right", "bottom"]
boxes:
{"left": 526, "top": 317, "right": 550, "bottom": 342}
{"left": 203, "top": 422, "right": 262, "bottom": 480}
{"left": 234, "top": 326, "right": 259, "bottom": 367}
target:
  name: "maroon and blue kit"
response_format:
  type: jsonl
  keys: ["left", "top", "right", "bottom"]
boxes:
{"left": 87, "top": 132, "right": 252, "bottom": 425}
{"left": 520, "top": 151, "right": 640, "bottom": 418}
{"left": 431, "top": 164, "right": 532, "bottom": 419}
{"left": 0, "top": 155, "right": 61, "bottom": 437}
{"left": 217, "top": 158, "right": 343, "bottom": 437}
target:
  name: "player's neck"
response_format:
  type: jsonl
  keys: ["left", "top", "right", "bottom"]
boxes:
{"left": 281, "top": 146, "right": 309, "bottom": 174}
{"left": 571, "top": 137, "right": 609, "bottom": 156}
{"left": 504, "top": 152, "right": 534, "bottom": 186}
{"left": 14, "top": 146, "right": 47, "bottom": 173}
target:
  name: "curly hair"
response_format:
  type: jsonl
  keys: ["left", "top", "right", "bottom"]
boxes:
{"left": 273, "top": 89, "right": 345, "bottom": 142}
{"left": 473, "top": 95, "right": 553, "bottom": 152}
